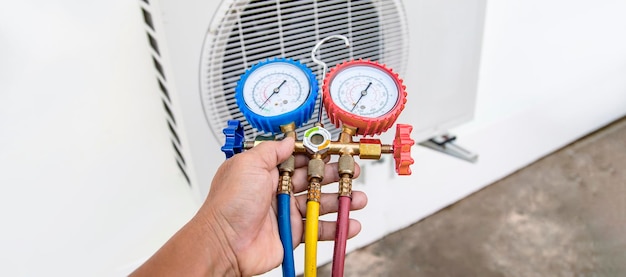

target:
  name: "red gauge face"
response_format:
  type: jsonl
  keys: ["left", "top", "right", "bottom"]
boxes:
{"left": 323, "top": 60, "right": 407, "bottom": 136}
{"left": 328, "top": 65, "right": 399, "bottom": 118}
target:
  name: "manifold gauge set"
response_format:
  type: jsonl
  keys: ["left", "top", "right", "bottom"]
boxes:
{"left": 220, "top": 35, "right": 415, "bottom": 277}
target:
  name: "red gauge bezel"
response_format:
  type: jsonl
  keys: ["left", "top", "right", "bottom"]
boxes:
{"left": 322, "top": 59, "right": 407, "bottom": 136}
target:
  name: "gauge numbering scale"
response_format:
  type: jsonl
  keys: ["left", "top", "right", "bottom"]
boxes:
{"left": 235, "top": 58, "right": 319, "bottom": 134}
{"left": 323, "top": 59, "right": 407, "bottom": 136}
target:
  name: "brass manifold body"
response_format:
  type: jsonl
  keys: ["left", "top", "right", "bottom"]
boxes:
{"left": 244, "top": 122, "right": 395, "bottom": 199}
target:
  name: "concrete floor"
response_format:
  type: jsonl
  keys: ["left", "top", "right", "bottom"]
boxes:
{"left": 317, "top": 116, "right": 626, "bottom": 277}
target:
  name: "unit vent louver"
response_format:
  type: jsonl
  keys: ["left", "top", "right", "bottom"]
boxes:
{"left": 200, "top": 0, "right": 408, "bottom": 141}
{"left": 140, "top": 1, "right": 191, "bottom": 186}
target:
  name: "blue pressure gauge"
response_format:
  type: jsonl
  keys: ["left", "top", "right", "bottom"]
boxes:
{"left": 235, "top": 58, "right": 318, "bottom": 134}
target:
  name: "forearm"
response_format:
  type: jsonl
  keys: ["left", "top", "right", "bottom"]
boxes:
{"left": 130, "top": 214, "right": 239, "bottom": 276}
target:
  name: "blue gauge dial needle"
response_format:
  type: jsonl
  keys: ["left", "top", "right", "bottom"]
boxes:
{"left": 259, "top": 80, "right": 287, "bottom": 109}
{"left": 351, "top": 82, "right": 372, "bottom": 112}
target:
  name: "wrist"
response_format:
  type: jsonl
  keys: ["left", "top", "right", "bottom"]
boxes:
{"left": 192, "top": 210, "right": 241, "bottom": 276}
{"left": 130, "top": 210, "right": 241, "bottom": 277}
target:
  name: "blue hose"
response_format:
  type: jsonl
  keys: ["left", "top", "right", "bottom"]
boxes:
{"left": 277, "top": 193, "right": 295, "bottom": 277}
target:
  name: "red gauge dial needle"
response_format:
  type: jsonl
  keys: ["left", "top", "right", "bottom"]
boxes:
{"left": 350, "top": 82, "right": 371, "bottom": 112}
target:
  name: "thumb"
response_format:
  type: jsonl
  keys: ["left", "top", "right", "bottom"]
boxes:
{"left": 244, "top": 137, "right": 295, "bottom": 170}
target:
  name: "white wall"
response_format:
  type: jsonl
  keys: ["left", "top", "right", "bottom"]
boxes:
{"left": 0, "top": 1, "right": 197, "bottom": 275}
{"left": 1, "top": 1, "right": 625, "bottom": 276}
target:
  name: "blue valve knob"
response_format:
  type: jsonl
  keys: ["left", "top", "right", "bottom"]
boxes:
{"left": 221, "top": 120, "right": 245, "bottom": 159}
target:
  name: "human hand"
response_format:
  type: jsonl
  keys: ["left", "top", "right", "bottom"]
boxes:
{"left": 131, "top": 138, "right": 367, "bottom": 276}
{"left": 197, "top": 137, "right": 367, "bottom": 276}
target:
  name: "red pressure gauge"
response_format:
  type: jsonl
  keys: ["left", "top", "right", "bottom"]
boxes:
{"left": 322, "top": 59, "right": 407, "bottom": 136}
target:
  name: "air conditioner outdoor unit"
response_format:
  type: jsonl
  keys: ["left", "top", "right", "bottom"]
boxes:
{"left": 137, "top": 0, "right": 485, "bottom": 273}
{"left": 138, "top": 0, "right": 485, "bottom": 199}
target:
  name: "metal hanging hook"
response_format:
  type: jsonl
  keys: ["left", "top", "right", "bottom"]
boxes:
{"left": 311, "top": 35, "right": 351, "bottom": 124}
{"left": 311, "top": 35, "right": 351, "bottom": 79}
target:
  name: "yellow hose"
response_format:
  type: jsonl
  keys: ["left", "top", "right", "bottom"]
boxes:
{"left": 304, "top": 200, "right": 320, "bottom": 277}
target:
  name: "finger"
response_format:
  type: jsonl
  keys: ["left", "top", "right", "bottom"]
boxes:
{"left": 291, "top": 162, "right": 361, "bottom": 194}
{"left": 290, "top": 194, "right": 305, "bottom": 248}
{"left": 299, "top": 219, "right": 362, "bottom": 243}
{"left": 294, "top": 154, "right": 309, "bottom": 168}
{"left": 294, "top": 191, "right": 367, "bottom": 216}
{"left": 240, "top": 137, "right": 295, "bottom": 170}
{"left": 322, "top": 155, "right": 331, "bottom": 163}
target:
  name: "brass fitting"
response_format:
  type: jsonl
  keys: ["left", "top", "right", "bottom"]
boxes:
{"left": 244, "top": 135, "right": 276, "bottom": 148}
{"left": 277, "top": 155, "right": 295, "bottom": 194}
{"left": 278, "top": 155, "right": 295, "bottom": 173}
{"left": 359, "top": 138, "right": 382, "bottom": 160}
{"left": 276, "top": 122, "right": 297, "bottom": 195}
{"left": 338, "top": 155, "right": 355, "bottom": 176}
{"left": 307, "top": 157, "right": 325, "bottom": 180}
{"left": 245, "top": 128, "right": 391, "bottom": 159}
{"left": 277, "top": 173, "right": 292, "bottom": 194}
{"left": 339, "top": 125, "right": 357, "bottom": 143}
{"left": 307, "top": 178, "right": 322, "bottom": 202}
{"left": 337, "top": 155, "right": 354, "bottom": 197}
{"left": 240, "top": 122, "right": 395, "bottom": 199}
{"left": 280, "top": 122, "right": 297, "bottom": 139}
{"left": 307, "top": 157, "right": 325, "bottom": 202}
{"left": 338, "top": 174, "right": 352, "bottom": 197}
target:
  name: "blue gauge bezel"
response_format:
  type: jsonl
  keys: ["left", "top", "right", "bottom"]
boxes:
{"left": 235, "top": 58, "right": 318, "bottom": 134}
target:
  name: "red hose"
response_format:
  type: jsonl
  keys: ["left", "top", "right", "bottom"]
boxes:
{"left": 332, "top": 196, "right": 351, "bottom": 277}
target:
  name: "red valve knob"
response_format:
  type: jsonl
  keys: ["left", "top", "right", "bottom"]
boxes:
{"left": 393, "top": 124, "right": 415, "bottom": 175}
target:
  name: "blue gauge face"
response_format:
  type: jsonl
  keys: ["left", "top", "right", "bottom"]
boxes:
{"left": 243, "top": 62, "right": 311, "bottom": 116}
{"left": 235, "top": 58, "right": 318, "bottom": 134}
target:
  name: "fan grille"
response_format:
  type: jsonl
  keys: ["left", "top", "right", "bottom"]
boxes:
{"left": 200, "top": 0, "right": 408, "bottom": 140}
